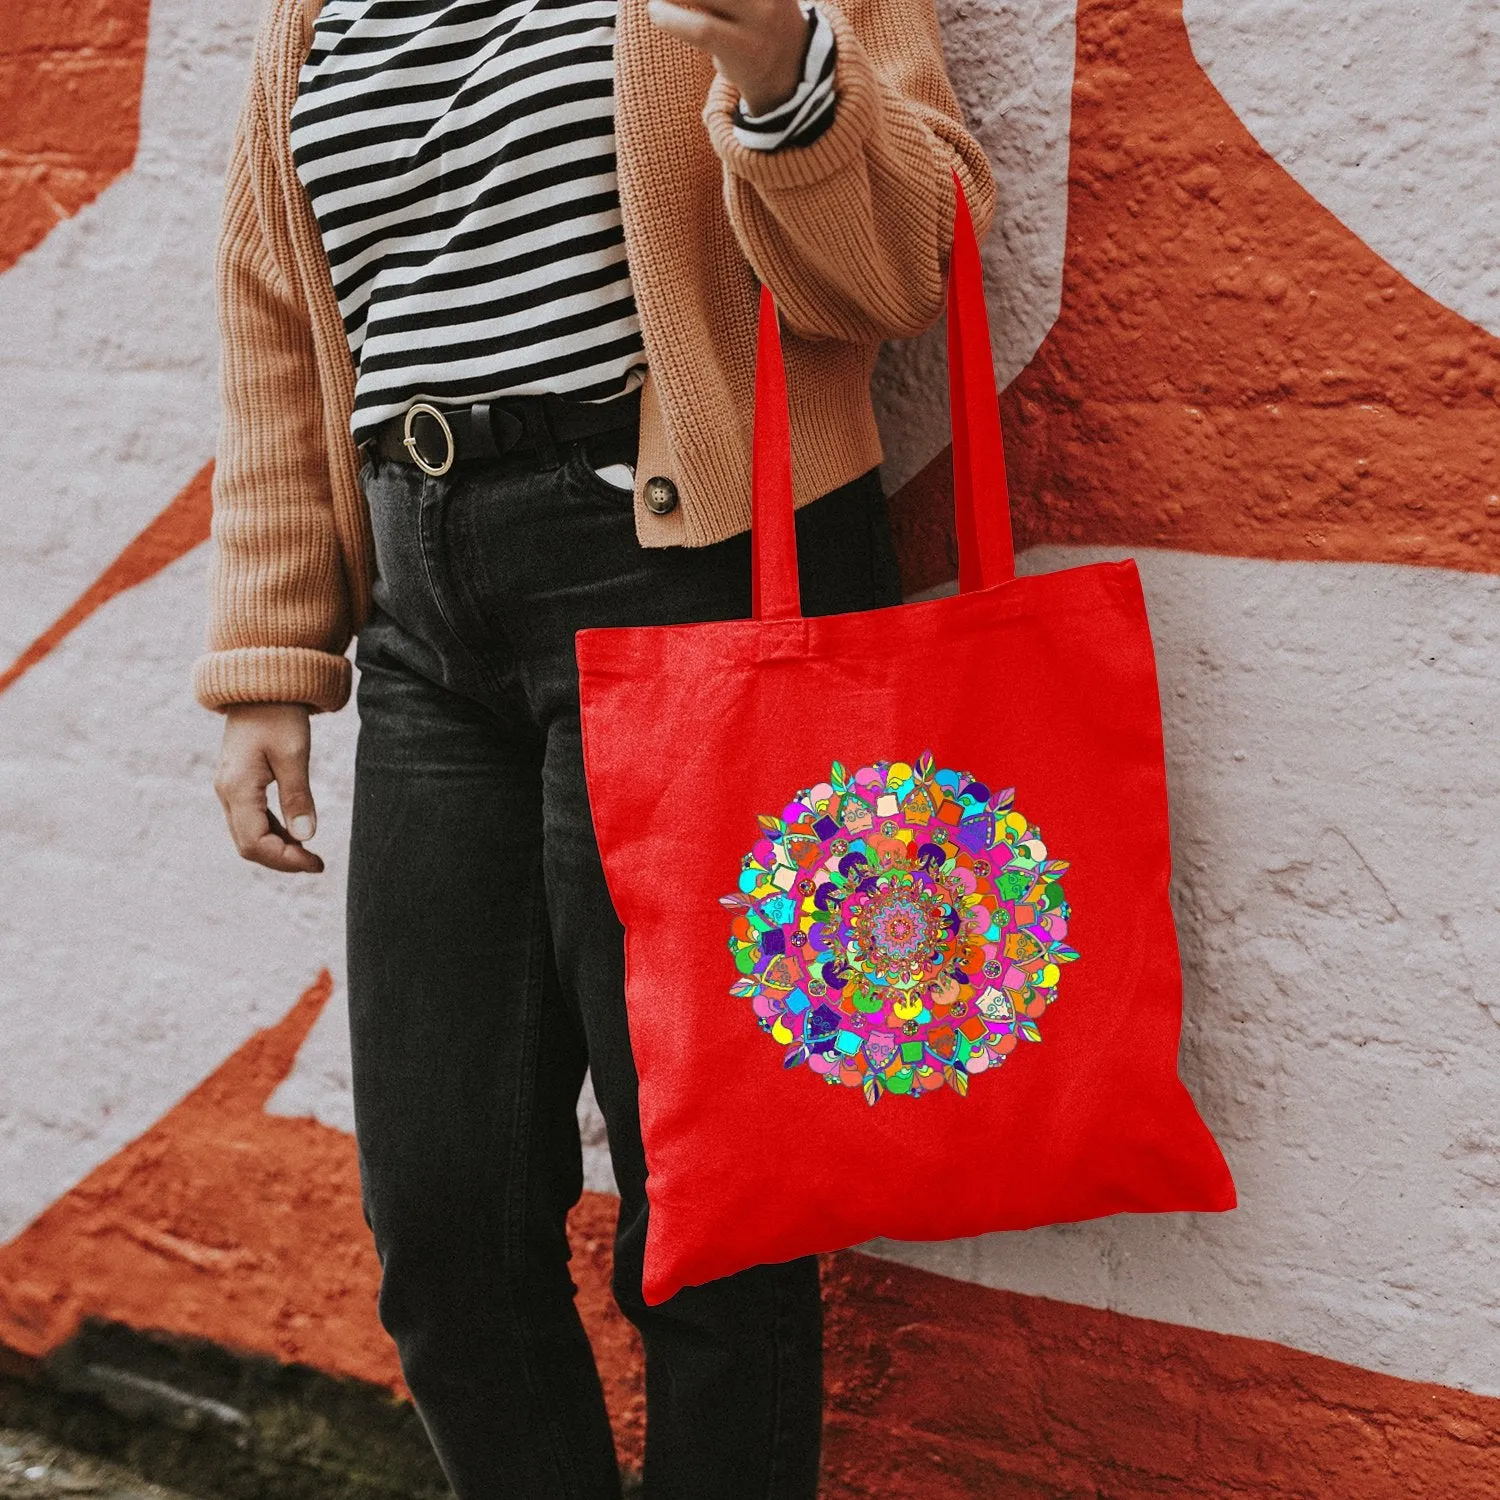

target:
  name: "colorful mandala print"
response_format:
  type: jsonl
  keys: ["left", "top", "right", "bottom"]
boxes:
{"left": 722, "top": 753, "right": 1078, "bottom": 1106}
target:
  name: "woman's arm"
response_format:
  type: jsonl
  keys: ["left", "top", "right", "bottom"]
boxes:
{"left": 193, "top": 76, "right": 354, "bottom": 717}
{"left": 659, "top": 0, "right": 998, "bottom": 343}
{"left": 199, "top": 72, "right": 350, "bottom": 874}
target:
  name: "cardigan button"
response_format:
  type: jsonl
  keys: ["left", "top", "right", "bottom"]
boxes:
{"left": 644, "top": 476, "right": 679, "bottom": 515}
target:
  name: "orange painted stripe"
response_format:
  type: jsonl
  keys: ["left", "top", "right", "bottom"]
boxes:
{"left": 0, "top": 0, "right": 152, "bottom": 272}
{"left": 891, "top": 0, "right": 1500, "bottom": 593}
{"left": 819, "top": 1251, "right": 1500, "bottom": 1498}
{"left": 0, "top": 462, "right": 212, "bottom": 699}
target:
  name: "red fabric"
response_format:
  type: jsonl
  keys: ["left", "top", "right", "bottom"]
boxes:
{"left": 577, "top": 179, "right": 1234, "bottom": 1305}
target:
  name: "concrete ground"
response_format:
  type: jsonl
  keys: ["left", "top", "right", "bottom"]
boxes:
{"left": 0, "top": 1430, "right": 199, "bottom": 1500}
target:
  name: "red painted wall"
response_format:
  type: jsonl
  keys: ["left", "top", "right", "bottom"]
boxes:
{"left": 0, "top": 0, "right": 152, "bottom": 274}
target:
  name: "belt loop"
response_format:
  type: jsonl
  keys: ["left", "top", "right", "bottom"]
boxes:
{"left": 530, "top": 395, "right": 561, "bottom": 471}
{"left": 468, "top": 402, "right": 502, "bottom": 461}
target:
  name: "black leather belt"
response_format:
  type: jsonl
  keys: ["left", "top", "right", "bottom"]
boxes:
{"left": 366, "top": 387, "right": 641, "bottom": 477}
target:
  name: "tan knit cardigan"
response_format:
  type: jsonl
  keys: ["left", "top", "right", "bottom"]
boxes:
{"left": 193, "top": 0, "right": 997, "bottom": 713}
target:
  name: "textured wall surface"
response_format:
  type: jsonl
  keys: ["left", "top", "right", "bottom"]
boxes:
{"left": 1185, "top": 0, "right": 1500, "bottom": 339}
{"left": 2, "top": 0, "right": 1497, "bottom": 1493}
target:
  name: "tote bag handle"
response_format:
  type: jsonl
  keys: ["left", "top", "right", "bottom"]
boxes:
{"left": 751, "top": 170, "right": 1015, "bottom": 621}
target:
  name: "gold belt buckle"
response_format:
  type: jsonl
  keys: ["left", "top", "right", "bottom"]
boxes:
{"left": 402, "top": 402, "right": 456, "bottom": 477}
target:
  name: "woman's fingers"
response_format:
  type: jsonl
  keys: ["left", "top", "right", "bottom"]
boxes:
{"left": 269, "top": 739, "right": 318, "bottom": 846}
{"left": 215, "top": 767, "right": 323, "bottom": 874}
{"left": 214, "top": 704, "right": 323, "bottom": 875}
{"left": 266, "top": 805, "right": 326, "bottom": 874}
{"left": 647, "top": 0, "right": 732, "bottom": 49}
{"left": 267, "top": 741, "right": 324, "bottom": 872}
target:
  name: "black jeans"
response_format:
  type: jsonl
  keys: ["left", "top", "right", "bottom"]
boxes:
{"left": 345, "top": 426, "right": 902, "bottom": 1500}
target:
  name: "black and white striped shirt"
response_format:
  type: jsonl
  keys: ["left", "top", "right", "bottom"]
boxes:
{"left": 289, "top": 0, "right": 838, "bottom": 445}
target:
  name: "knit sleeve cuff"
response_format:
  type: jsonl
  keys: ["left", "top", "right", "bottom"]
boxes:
{"left": 193, "top": 645, "right": 353, "bottom": 714}
{"left": 702, "top": 0, "right": 880, "bottom": 190}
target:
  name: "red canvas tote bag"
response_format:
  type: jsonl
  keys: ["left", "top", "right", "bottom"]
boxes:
{"left": 577, "top": 177, "right": 1235, "bottom": 1306}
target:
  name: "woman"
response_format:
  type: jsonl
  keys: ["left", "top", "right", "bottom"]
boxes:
{"left": 199, "top": 0, "right": 994, "bottom": 1493}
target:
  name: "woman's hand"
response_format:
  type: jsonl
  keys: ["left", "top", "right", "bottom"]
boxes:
{"left": 648, "top": 0, "right": 811, "bottom": 115}
{"left": 214, "top": 703, "right": 324, "bottom": 874}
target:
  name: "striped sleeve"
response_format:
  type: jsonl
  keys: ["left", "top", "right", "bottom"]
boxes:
{"left": 730, "top": 2, "right": 837, "bottom": 153}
